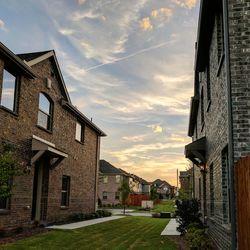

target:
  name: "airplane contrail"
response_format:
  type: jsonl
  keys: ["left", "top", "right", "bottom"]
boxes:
{"left": 85, "top": 41, "right": 171, "bottom": 72}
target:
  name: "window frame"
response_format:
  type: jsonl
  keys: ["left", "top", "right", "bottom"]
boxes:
{"left": 103, "top": 176, "right": 108, "bottom": 184}
{"left": 75, "top": 121, "right": 85, "bottom": 143}
{"left": 103, "top": 191, "right": 107, "bottom": 200}
{"left": 0, "top": 69, "right": 19, "bottom": 114}
{"left": 115, "top": 192, "right": 120, "bottom": 200}
{"left": 115, "top": 175, "right": 121, "bottom": 184}
{"left": 61, "top": 175, "right": 70, "bottom": 207}
{"left": 37, "top": 92, "right": 53, "bottom": 132}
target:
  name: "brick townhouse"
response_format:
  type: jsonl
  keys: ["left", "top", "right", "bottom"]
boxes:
{"left": 185, "top": 0, "right": 250, "bottom": 249}
{"left": 0, "top": 42, "right": 106, "bottom": 229}
{"left": 98, "top": 160, "right": 129, "bottom": 206}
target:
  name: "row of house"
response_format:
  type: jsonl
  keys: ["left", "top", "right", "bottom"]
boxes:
{"left": 185, "top": 0, "right": 250, "bottom": 249}
{"left": 0, "top": 42, "right": 106, "bottom": 229}
{"left": 98, "top": 160, "right": 174, "bottom": 206}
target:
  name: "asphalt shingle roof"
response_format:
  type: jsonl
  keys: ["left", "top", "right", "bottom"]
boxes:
{"left": 17, "top": 51, "right": 52, "bottom": 61}
{"left": 99, "top": 160, "right": 125, "bottom": 175}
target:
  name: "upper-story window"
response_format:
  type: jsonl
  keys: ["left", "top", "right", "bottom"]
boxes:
{"left": 103, "top": 176, "right": 108, "bottom": 184}
{"left": 0, "top": 69, "right": 18, "bottom": 112}
{"left": 216, "top": 1, "right": 224, "bottom": 63}
{"left": 201, "top": 87, "right": 204, "bottom": 127}
{"left": 37, "top": 93, "right": 53, "bottom": 131}
{"left": 115, "top": 175, "right": 121, "bottom": 184}
{"left": 75, "top": 121, "right": 84, "bottom": 143}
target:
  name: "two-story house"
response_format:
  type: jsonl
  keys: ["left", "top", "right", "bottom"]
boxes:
{"left": 0, "top": 42, "right": 106, "bottom": 229}
{"left": 98, "top": 160, "right": 129, "bottom": 206}
{"left": 185, "top": 0, "right": 250, "bottom": 249}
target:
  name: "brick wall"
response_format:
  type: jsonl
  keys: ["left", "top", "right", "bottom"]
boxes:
{"left": 0, "top": 56, "right": 99, "bottom": 228}
{"left": 98, "top": 175, "right": 122, "bottom": 206}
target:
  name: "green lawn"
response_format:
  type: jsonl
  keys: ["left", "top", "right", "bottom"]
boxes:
{"left": 0, "top": 217, "right": 176, "bottom": 250}
{"left": 152, "top": 200, "right": 176, "bottom": 213}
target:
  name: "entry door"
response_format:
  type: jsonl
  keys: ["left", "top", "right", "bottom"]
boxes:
{"left": 31, "top": 158, "right": 49, "bottom": 222}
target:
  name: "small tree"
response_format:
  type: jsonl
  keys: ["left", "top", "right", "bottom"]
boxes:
{"left": 0, "top": 142, "right": 21, "bottom": 200}
{"left": 150, "top": 186, "right": 159, "bottom": 200}
{"left": 118, "top": 180, "right": 131, "bottom": 214}
{"left": 175, "top": 199, "right": 202, "bottom": 235}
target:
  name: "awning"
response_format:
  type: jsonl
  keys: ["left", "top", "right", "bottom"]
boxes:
{"left": 31, "top": 136, "right": 68, "bottom": 168}
{"left": 185, "top": 137, "right": 206, "bottom": 166}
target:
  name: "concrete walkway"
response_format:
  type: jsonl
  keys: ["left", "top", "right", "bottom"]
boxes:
{"left": 47, "top": 216, "right": 124, "bottom": 230}
{"left": 161, "top": 218, "right": 181, "bottom": 236}
{"left": 108, "top": 209, "right": 152, "bottom": 217}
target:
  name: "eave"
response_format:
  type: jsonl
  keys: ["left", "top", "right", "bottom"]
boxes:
{"left": 0, "top": 42, "right": 36, "bottom": 79}
{"left": 61, "top": 100, "right": 106, "bottom": 137}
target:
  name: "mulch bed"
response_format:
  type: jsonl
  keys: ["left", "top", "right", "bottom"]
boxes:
{"left": 167, "top": 236, "right": 188, "bottom": 250}
{"left": 0, "top": 227, "right": 50, "bottom": 245}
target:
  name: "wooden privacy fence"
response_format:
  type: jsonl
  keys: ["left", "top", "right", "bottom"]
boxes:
{"left": 128, "top": 194, "right": 150, "bottom": 206}
{"left": 235, "top": 156, "right": 250, "bottom": 250}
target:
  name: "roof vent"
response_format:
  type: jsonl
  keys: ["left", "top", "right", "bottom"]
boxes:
{"left": 46, "top": 78, "right": 52, "bottom": 89}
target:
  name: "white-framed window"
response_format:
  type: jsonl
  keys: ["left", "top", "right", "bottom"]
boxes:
{"left": 61, "top": 175, "right": 70, "bottom": 207}
{"left": 37, "top": 93, "right": 53, "bottom": 130}
{"left": 115, "top": 192, "right": 120, "bottom": 200}
{"left": 115, "top": 175, "right": 121, "bottom": 184}
{"left": 75, "top": 121, "right": 84, "bottom": 143}
{"left": 103, "top": 176, "right": 108, "bottom": 184}
{"left": 103, "top": 191, "right": 107, "bottom": 200}
{"left": 0, "top": 69, "right": 18, "bottom": 112}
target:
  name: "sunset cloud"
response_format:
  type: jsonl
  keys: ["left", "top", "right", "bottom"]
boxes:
{"left": 58, "top": 28, "right": 75, "bottom": 35}
{"left": 171, "top": 0, "right": 198, "bottom": 9}
{"left": 151, "top": 8, "right": 173, "bottom": 19}
{"left": 139, "top": 17, "right": 153, "bottom": 31}
{"left": 0, "top": 19, "right": 5, "bottom": 29}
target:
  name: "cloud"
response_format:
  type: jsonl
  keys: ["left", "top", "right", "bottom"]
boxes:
{"left": 150, "top": 124, "right": 164, "bottom": 133}
{"left": 58, "top": 28, "right": 75, "bottom": 35}
{"left": 151, "top": 8, "right": 173, "bottom": 19}
{"left": 78, "top": 0, "right": 86, "bottom": 5}
{"left": 0, "top": 19, "right": 5, "bottom": 29}
{"left": 139, "top": 17, "right": 153, "bottom": 31}
{"left": 122, "top": 135, "right": 146, "bottom": 142}
{"left": 171, "top": 0, "right": 198, "bottom": 9}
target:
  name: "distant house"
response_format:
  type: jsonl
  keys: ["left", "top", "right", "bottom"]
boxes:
{"left": 151, "top": 179, "right": 173, "bottom": 199}
{"left": 98, "top": 160, "right": 129, "bottom": 206}
{"left": 0, "top": 42, "right": 106, "bottom": 229}
{"left": 129, "top": 174, "right": 150, "bottom": 195}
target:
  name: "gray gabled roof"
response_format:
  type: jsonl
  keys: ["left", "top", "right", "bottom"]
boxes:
{"left": 17, "top": 50, "right": 71, "bottom": 103}
{"left": 99, "top": 160, "right": 125, "bottom": 175}
{"left": 0, "top": 42, "right": 36, "bottom": 79}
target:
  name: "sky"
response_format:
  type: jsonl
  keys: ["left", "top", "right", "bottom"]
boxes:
{"left": 0, "top": 0, "right": 199, "bottom": 186}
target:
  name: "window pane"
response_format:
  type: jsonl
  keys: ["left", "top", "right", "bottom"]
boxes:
{"left": 38, "top": 110, "right": 49, "bottom": 129}
{"left": 39, "top": 93, "right": 50, "bottom": 114}
{"left": 1, "top": 70, "right": 16, "bottom": 111}
{"left": 0, "top": 197, "right": 7, "bottom": 209}
{"left": 75, "top": 122, "right": 82, "bottom": 141}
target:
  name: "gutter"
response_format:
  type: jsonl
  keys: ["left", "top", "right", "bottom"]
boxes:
{"left": 222, "top": 1, "right": 237, "bottom": 249}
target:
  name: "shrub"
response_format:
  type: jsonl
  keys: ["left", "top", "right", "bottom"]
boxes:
{"left": 186, "top": 224, "right": 213, "bottom": 249}
{"left": 175, "top": 199, "right": 202, "bottom": 235}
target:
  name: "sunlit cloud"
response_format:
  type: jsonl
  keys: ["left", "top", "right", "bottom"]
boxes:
{"left": 58, "top": 28, "right": 75, "bottom": 36}
{"left": 151, "top": 8, "right": 173, "bottom": 19}
{"left": 78, "top": 0, "right": 86, "bottom": 5}
{"left": 150, "top": 124, "right": 164, "bottom": 133}
{"left": 0, "top": 19, "right": 4, "bottom": 29}
{"left": 122, "top": 135, "right": 146, "bottom": 142}
{"left": 171, "top": 0, "right": 198, "bottom": 9}
{"left": 139, "top": 17, "right": 153, "bottom": 31}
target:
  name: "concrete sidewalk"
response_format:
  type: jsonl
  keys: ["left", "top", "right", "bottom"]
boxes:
{"left": 161, "top": 218, "right": 180, "bottom": 236}
{"left": 47, "top": 216, "right": 124, "bottom": 230}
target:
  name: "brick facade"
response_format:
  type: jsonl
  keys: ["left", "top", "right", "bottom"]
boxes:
{"left": 0, "top": 45, "right": 105, "bottom": 228}
{"left": 186, "top": 0, "right": 250, "bottom": 249}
